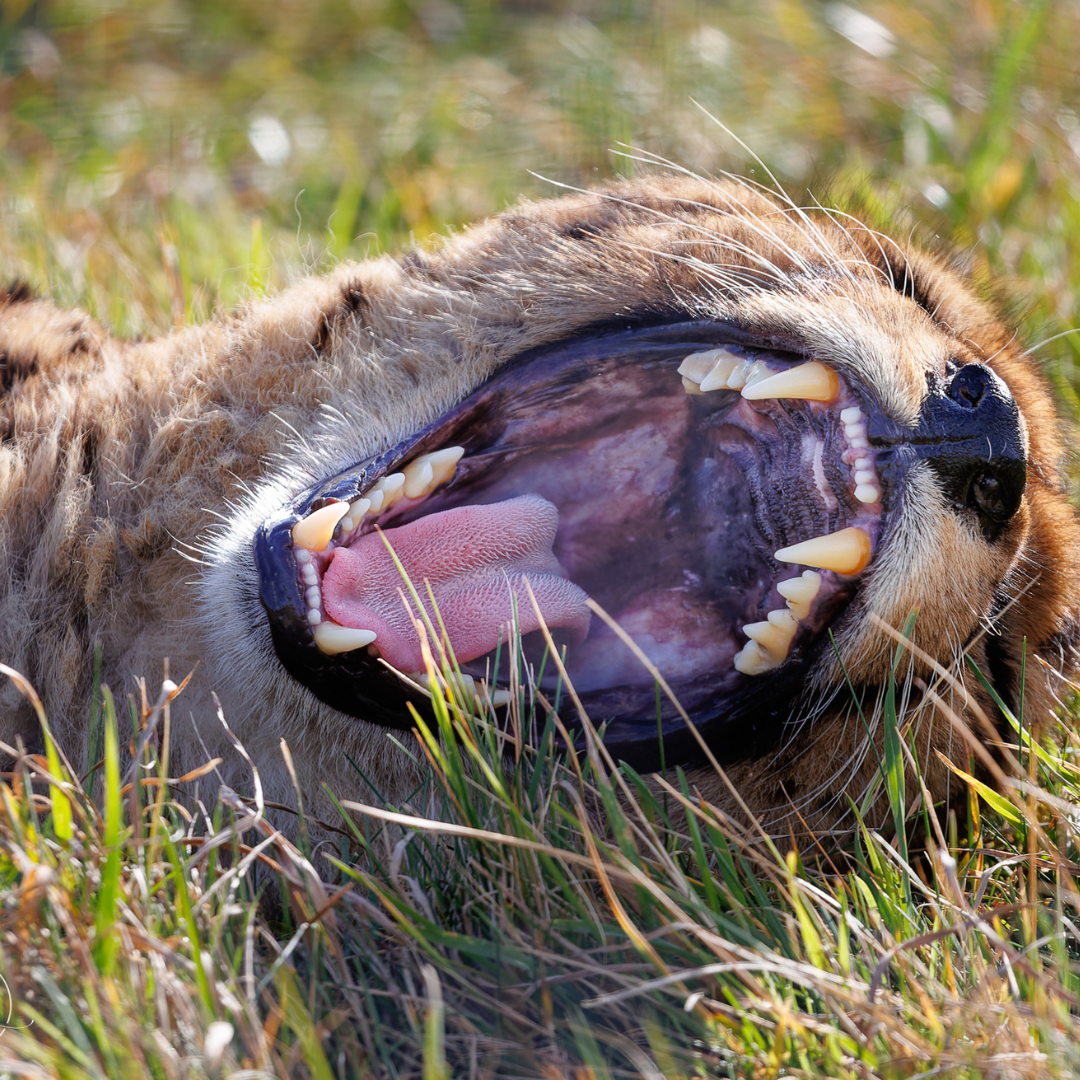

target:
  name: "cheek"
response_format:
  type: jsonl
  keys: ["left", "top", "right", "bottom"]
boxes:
{"left": 830, "top": 465, "right": 1027, "bottom": 684}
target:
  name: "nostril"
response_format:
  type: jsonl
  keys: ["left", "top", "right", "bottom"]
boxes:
{"left": 949, "top": 363, "right": 990, "bottom": 409}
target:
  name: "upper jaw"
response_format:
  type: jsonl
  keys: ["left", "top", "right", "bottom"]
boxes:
{"left": 252, "top": 317, "right": 1027, "bottom": 771}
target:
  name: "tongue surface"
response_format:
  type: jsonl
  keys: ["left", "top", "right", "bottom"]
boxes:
{"left": 321, "top": 494, "right": 591, "bottom": 672}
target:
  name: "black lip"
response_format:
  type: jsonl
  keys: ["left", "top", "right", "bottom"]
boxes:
{"left": 256, "top": 318, "right": 877, "bottom": 770}
{"left": 255, "top": 510, "right": 418, "bottom": 728}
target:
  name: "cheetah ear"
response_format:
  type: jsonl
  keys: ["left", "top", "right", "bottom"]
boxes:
{"left": 0, "top": 283, "right": 105, "bottom": 393}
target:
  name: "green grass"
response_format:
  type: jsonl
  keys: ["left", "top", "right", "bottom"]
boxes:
{"left": 5, "top": 611, "right": 1080, "bottom": 1077}
{"left": 4, "top": 0, "right": 1080, "bottom": 1075}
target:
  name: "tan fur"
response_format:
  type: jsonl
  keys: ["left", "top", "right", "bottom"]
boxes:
{"left": 1, "top": 176, "right": 1078, "bottom": 836}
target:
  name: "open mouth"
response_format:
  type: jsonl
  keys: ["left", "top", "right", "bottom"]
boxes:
{"left": 255, "top": 320, "right": 899, "bottom": 768}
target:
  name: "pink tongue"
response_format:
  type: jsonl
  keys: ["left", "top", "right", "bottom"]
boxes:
{"left": 321, "top": 494, "right": 591, "bottom": 672}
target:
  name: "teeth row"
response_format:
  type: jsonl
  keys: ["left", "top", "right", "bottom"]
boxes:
{"left": 734, "top": 571, "right": 822, "bottom": 676}
{"left": 839, "top": 406, "right": 880, "bottom": 505}
{"left": 680, "top": 353, "right": 882, "bottom": 507}
{"left": 736, "top": 527, "right": 870, "bottom": 676}
{"left": 290, "top": 446, "right": 464, "bottom": 656}
{"left": 735, "top": 522, "right": 875, "bottom": 678}
{"left": 679, "top": 350, "right": 840, "bottom": 403}
{"left": 291, "top": 446, "right": 465, "bottom": 556}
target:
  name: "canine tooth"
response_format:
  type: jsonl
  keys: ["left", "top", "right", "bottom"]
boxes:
{"left": 855, "top": 484, "right": 880, "bottom": 504}
{"left": 775, "top": 527, "right": 872, "bottom": 575}
{"left": 743, "top": 609, "right": 798, "bottom": 658}
{"left": 314, "top": 620, "right": 378, "bottom": 655}
{"left": 734, "top": 640, "right": 780, "bottom": 675}
{"left": 741, "top": 361, "right": 840, "bottom": 403}
{"left": 776, "top": 570, "right": 821, "bottom": 620}
{"left": 678, "top": 350, "right": 722, "bottom": 384}
{"left": 699, "top": 353, "right": 743, "bottom": 392}
{"left": 854, "top": 469, "right": 876, "bottom": 485}
{"left": 292, "top": 502, "right": 349, "bottom": 552}
{"left": 840, "top": 406, "right": 864, "bottom": 424}
{"left": 403, "top": 459, "right": 435, "bottom": 499}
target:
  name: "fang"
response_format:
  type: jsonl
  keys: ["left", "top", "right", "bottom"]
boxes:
{"left": 774, "top": 527, "right": 872, "bottom": 576}
{"left": 292, "top": 502, "right": 350, "bottom": 552}
{"left": 314, "top": 621, "right": 378, "bottom": 655}
{"left": 740, "top": 361, "right": 840, "bottom": 403}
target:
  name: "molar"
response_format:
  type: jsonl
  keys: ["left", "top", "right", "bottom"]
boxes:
{"left": 734, "top": 640, "right": 780, "bottom": 675}
{"left": 742, "top": 608, "right": 798, "bottom": 657}
{"left": 364, "top": 471, "right": 406, "bottom": 514}
{"left": 403, "top": 457, "right": 435, "bottom": 499}
{"left": 776, "top": 570, "right": 821, "bottom": 620}
{"left": 678, "top": 348, "right": 746, "bottom": 392}
{"left": 410, "top": 669, "right": 477, "bottom": 699}
{"left": 677, "top": 350, "right": 718, "bottom": 384}
{"left": 340, "top": 496, "right": 372, "bottom": 535}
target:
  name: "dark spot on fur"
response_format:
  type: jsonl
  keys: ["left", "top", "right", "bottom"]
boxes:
{"left": 0, "top": 350, "right": 39, "bottom": 394}
{"left": 81, "top": 431, "right": 98, "bottom": 479}
{"left": 341, "top": 281, "right": 366, "bottom": 314}
{"left": 313, "top": 280, "right": 368, "bottom": 355}
{"left": 0, "top": 282, "right": 35, "bottom": 306}
{"left": 68, "top": 319, "right": 97, "bottom": 353}
{"left": 562, "top": 224, "right": 599, "bottom": 242}
{"left": 1044, "top": 615, "right": 1080, "bottom": 673}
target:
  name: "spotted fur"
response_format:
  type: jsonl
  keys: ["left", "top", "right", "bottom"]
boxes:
{"left": 1, "top": 176, "right": 1077, "bottom": 836}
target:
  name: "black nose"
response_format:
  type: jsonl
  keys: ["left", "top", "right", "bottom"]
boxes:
{"left": 868, "top": 362, "right": 1027, "bottom": 539}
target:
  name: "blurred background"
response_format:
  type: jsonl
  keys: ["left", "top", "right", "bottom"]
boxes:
{"left": 1, "top": 0, "right": 1079, "bottom": 401}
